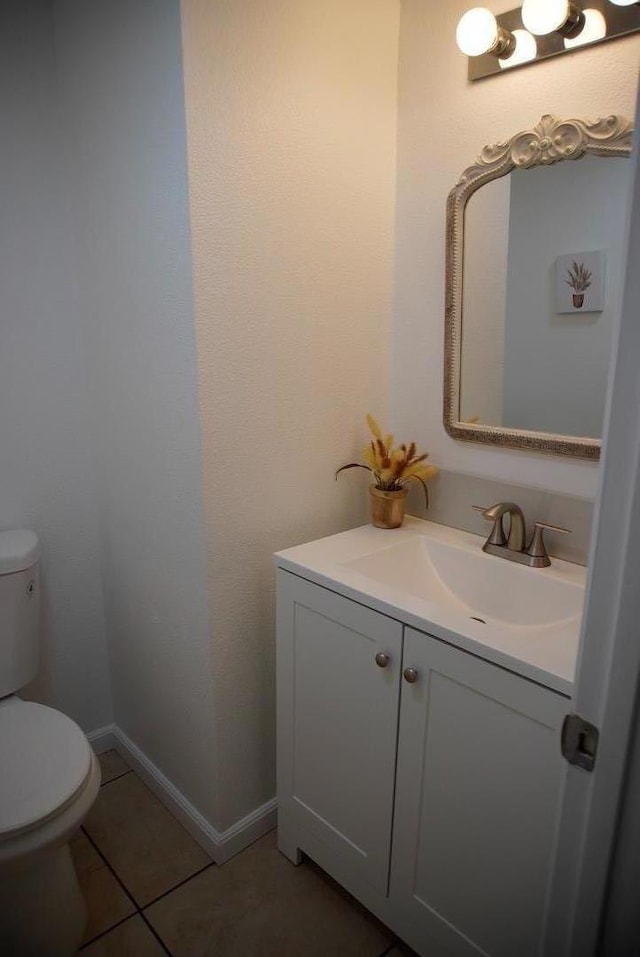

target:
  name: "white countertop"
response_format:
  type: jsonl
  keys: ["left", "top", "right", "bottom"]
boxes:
{"left": 275, "top": 516, "right": 587, "bottom": 697}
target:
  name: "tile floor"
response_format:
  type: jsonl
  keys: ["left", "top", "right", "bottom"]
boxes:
{"left": 73, "top": 751, "right": 416, "bottom": 956}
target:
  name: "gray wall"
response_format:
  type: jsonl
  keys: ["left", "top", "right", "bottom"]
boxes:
{"left": 0, "top": 0, "right": 112, "bottom": 731}
{"left": 503, "top": 156, "right": 629, "bottom": 438}
{"left": 54, "top": 0, "right": 219, "bottom": 822}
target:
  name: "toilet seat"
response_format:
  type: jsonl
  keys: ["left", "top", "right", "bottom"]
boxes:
{"left": 0, "top": 697, "right": 92, "bottom": 841}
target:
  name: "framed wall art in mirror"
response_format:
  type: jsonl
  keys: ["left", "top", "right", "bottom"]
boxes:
{"left": 444, "top": 114, "right": 633, "bottom": 460}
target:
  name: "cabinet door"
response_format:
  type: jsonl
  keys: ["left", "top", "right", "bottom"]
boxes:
{"left": 277, "top": 571, "right": 402, "bottom": 893}
{"left": 390, "top": 628, "right": 567, "bottom": 957}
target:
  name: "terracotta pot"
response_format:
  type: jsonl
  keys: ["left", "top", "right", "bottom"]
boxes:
{"left": 369, "top": 486, "right": 408, "bottom": 529}
{"left": 572, "top": 293, "right": 584, "bottom": 308}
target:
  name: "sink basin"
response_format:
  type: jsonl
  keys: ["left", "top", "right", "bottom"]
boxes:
{"left": 275, "top": 516, "right": 587, "bottom": 694}
{"left": 340, "top": 535, "right": 584, "bottom": 629}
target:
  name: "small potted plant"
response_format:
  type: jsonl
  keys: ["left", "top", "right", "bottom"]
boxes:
{"left": 336, "top": 415, "right": 438, "bottom": 529}
{"left": 565, "top": 260, "right": 592, "bottom": 308}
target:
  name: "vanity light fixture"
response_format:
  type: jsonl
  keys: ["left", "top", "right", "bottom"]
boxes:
{"left": 457, "top": 0, "right": 640, "bottom": 80}
{"left": 521, "top": 0, "right": 585, "bottom": 36}
{"left": 456, "top": 8, "right": 516, "bottom": 57}
{"left": 499, "top": 28, "right": 538, "bottom": 66}
{"left": 563, "top": 8, "right": 607, "bottom": 46}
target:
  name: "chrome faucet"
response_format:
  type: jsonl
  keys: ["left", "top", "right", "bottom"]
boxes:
{"left": 472, "top": 502, "right": 570, "bottom": 568}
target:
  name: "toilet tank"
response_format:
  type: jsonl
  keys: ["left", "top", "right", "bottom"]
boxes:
{"left": 0, "top": 531, "right": 40, "bottom": 698}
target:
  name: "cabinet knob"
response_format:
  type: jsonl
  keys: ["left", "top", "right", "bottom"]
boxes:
{"left": 403, "top": 667, "right": 419, "bottom": 684}
{"left": 375, "top": 652, "right": 390, "bottom": 669}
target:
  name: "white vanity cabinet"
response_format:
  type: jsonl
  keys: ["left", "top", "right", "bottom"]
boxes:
{"left": 276, "top": 568, "right": 569, "bottom": 957}
{"left": 390, "top": 627, "right": 567, "bottom": 957}
{"left": 276, "top": 572, "right": 403, "bottom": 894}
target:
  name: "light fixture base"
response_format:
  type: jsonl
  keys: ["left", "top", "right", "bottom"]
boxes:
{"left": 559, "top": 3, "right": 586, "bottom": 38}
{"left": 467, "top": 0, "right": 640, "bottom": 80}
{"left": 493, "top": 25, "right": 518, "bottom": 56}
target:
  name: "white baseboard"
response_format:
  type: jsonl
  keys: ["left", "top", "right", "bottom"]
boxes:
{"left": 87, "top": 724, "right": 117, "bottom": 754}
{"left": 92, "top": 725, "right": 276, "bottom": 864}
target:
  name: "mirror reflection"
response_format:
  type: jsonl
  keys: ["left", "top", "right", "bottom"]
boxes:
{"left": 460, "top": 154, "right": 630, "bottom": 439}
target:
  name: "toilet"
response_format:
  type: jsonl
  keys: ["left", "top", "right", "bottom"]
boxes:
{"left": 0, "top": 530, "right": 101, "bottom": 957}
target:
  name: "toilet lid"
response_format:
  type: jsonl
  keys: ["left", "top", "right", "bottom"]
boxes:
{"left": 0, "top": 697, "right": 92, "bottom": 838}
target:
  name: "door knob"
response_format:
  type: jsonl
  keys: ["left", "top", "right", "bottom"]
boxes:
{"left": 375, "top": 652, "right": 390, "bottom": 668}
{"left": 403, "top": 667, "right": 418, "bottom": 684}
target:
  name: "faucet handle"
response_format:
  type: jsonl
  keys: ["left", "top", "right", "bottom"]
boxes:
{"left": 471, "top": 504, "right": 507, "bottom": 546}
{"left": 527, "top": 521, "right": 571, "bottom": 565}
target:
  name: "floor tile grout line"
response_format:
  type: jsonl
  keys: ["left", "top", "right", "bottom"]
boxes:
{"left": 79, "top": 912, "right": 140, "bottom": 951}
{"left": 80, "top": 825, "right": 140, "bottom": 908}
{"left": 81, "top": 814, "right": 404, "bottom": 956}
{"left": 99, "top": 768, "right": 133, "bottom": 787}
{"left": 80, "top": 824, "right": 215, "bottom": 950}
{"left": 142, "top": 860, "right": 216, "bottom": 909}
{"left": 139, "top": 910, "right": 175, "bottom": 957}
{"left": 78, "top": 828, "right": 175, "bottom": 955}
{"left": 78, "top": 829, "right": 174, "bottom": 954}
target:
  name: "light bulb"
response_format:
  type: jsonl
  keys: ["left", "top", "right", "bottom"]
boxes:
{"left": 563, "top": 8, "right": 606, "bottom": 46}
{"left": 456, "top": 8, "right": 516, "bottom": 57}
{"left": 456, "top": 8, "right": 500, "bottom": 56}
{"left": 522, "top": 0, "right": 586, "bottom": 37}
{"left": 499, "top": 29, "right": 538, "bottom": 67}
{"left": 522, "top": 0, "right": 569, "bottom": 34}
{"left": 608, "top": 0, "right": 638, "bottom": 6}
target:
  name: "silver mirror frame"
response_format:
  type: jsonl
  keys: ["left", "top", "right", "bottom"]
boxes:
{"left": 444, "top": 114, "right": 633, "bottom": 461}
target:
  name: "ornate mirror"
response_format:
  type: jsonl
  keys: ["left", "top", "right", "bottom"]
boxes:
{"left": 444, "top": 114, "right": 633, "bottom": 460}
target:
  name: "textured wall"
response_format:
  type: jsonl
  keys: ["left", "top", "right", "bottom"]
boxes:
{"left": 181, "top": 0, "right": 400, "bottom": 829}
{"left": 394, "top": 0, "right": 640, "bottom": 499}
{"left": 0, "top": 0, "right": 112, "bottom": 731}
{"left": 54, "top": 0, "right": 219, "bottom": 822}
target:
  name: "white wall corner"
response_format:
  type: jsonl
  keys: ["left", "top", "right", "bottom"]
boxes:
{"left": 109, "top": 726, "right": 276, "bottom": 865}
{"left": 87, "top": 724, "right": 117, "bottom": 755}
